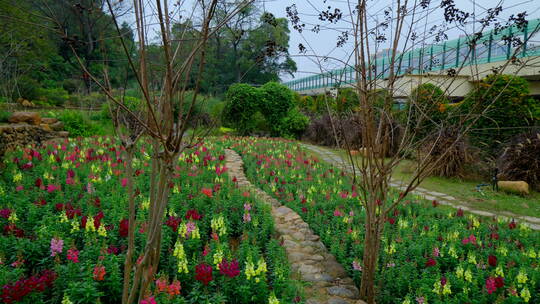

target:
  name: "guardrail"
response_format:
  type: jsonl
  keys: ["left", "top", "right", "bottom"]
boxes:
{"left": 284, "top": 19, "right": 540, "bottom": 92}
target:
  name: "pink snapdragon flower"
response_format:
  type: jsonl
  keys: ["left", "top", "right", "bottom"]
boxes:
{"left": 50, "top": 238, "right": 64, "bottom": 257}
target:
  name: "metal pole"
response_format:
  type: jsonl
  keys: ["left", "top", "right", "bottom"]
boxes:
{"left": 442, "top": 42, "right": 446, "bottom": 69}
{"left": 455, "top": 37, "right": 460, "bottom": 67}
{"left": 487, "top": 33, "right": 493, "bottom": 63}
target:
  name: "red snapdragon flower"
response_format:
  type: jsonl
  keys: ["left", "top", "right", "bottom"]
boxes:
{"left": 167, "top": 280, "right": 181, "bottom": 296}
{"left": 67, "top": 249, "right": 79, "bottom": 263}
{"left": 93, "top": 265, "right": 106, "bottom": 281}
{"left": 0, "top": 208, "right": 12, "bottom": 219}
{"left": 425, "top": 258, "right": 436, "bottom": 267}
{"left": 195, "top": 263, "right": 213, "bottom": 285}
{"left": 0, "top": 270, "right": 56, "bottom": 303}
{"left": 486, "top": 277, "right": 497, "bottom": 294}
{"left": 155, "top": 278, "right": 168, "bottom": 293}
{"left": 201, "top": 188, "right": 213, "bottom": 198}
{"left": 185, "top": 209, "right": 202, "bottom": 221}
{"left": 219, "top": 259, "right": 240, "bottom": 278}
{"left": 495, "top": 276, "right": 504, "bottom": 288}
{"left": 165, "top": 216, "right": 181, "bottom": 232}
{"left": 119, "top": 219, "right": 129, "bottom": 238}
{"left": 488, "top": 255, "right": 497, "bottom": 267}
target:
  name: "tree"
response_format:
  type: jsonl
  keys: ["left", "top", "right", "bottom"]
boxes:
{"left": 0, "top": 0, "right": 56, "bottom": 98}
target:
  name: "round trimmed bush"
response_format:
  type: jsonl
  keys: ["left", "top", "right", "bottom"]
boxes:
{"left": 222, "top": 83, "right": 261, "bottom": 135}
{"left": 461, "top": 74, "right": 539, "bottom": 153}
{"left": 277, "top": 107, "right": 310, "bottom": 139}
{"left": 259, "top": 82, "right": 294, "bottom": 136}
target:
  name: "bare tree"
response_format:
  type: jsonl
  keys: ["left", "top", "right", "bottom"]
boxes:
{"left": 288, "top": 1, "right": 538, "bottom": 302}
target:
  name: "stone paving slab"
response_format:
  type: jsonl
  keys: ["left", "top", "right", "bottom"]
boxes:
{"left": 225, "top": 149, "right": 366, "bottom": 304}
{"left": 302, "top": 143, "right": 540, "bottom": 231}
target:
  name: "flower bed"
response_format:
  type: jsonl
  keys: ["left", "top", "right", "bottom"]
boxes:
{"left": 225, "top": 137, "right": 540, "bottom": 304}
{"left": 0, "top": 137, "right": 301, "bottom": 303}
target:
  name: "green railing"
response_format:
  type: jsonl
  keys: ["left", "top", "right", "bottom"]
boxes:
{"left": 284, "top": 19, "right": 540, "bottom": 92}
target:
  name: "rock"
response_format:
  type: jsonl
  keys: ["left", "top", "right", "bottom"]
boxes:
{"left": 40, "top": 124, "right": 52, "bottom": 132}
{"left": 57, "top": 131, "right": 69, "bottom": 137}
{"left": 303, "top": 272, "right": 334, "bottom": 283}
{"left": 298, "top": 263, "right": 319, "bottom": 274}
{"left": 498, "top": 181, "right": 529, "bottom": 195}
{"left": 8, "top": 112, "right": 41, "bottom": 125}
{"left": 328, "top": 297, "right": 350, "bottom": 304}
{"left": 42, "top": 117, "right": 58, "bottom": 124}
{"left": 327, "top": 286, "right": 359, "bottom": 299}
{"left": 50, "top": 121, "right": 64, "bottom": 131}
{"left": 22, "top": 100, "right": 35, "bottom": 107}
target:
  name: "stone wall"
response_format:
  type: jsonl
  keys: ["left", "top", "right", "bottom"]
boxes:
{"left": 0, "top": 124, "right": 66, "bottom": 160}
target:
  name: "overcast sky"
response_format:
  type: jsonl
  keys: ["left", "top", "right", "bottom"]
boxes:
{"left": 258, "top": 0, "right": 540, "bottom": 81}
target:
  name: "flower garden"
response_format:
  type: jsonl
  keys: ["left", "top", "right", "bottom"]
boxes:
{"left": 0, "top": 137, "right": 301, "bottom": 304}
{"left": 224, "top": 137, "right": 540, "bottom": 304}
{"left": 0, "top": 135, "right": 539, "bottom": 304}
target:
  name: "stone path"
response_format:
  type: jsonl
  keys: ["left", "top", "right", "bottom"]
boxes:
{"left": 225, "top": 149, "right": 366, "bottom": 304}
{"left": 302, "top": 143, "right": 540, "bottom": 230}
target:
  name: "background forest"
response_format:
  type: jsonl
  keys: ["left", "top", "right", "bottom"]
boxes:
{"left": 0, "top": 0, "right": 296, "bottom": 103}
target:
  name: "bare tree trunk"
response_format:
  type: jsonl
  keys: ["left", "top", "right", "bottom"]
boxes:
{"left": 122, "top": 146, "right": 136, "bottom": 304}
{"left": 359, "top": 216, "right": 382, "bottom": 303}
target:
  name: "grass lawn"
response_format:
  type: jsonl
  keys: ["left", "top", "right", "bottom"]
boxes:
{"left": 306, "top": 144, "right": 540, "bottom": 219}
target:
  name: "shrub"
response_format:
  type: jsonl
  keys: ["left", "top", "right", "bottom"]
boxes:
{"left": 75, "top": 92, "right": 107, "bottom": 107}
{"left": 259, "top": 82, "right": 294, "bottom": 136}
{"left": 336, "top": 88, "right": 358, "bottom": 113}
{"left": 406, "top": 83, "right": 449, "bottom": 140}
{"left": 461, "top": 74, "right": 539, "bottom": 154}
{"left": 417, "top": 127, "right": 473, "bottom": 178}
{"left": 304, "top": 113, "right": 363, "bottom": 148}
{"left": 297, "top": 95, "right": 314, "bottom": 111}
{"left": 36, "top": 87, "right": 69, "bottom": 106}
{"left": 14, "top": 75, "right": 40, "bottom": 101}
{"left": 276, "top": 107, "right": 310, "bottom": 139}
{"left": 62, "top": 79, "right": 82, "bottom": 94}
{"left": 222, "top": 84, "right": 261, "bottom": 135}
{"left": 0, "top": 109, "right": 12, "bottom": 123}
{"left": 59, "top": 110, "right": 103, "bottom": 137}
{"left": 498, "top": 130, "right": 540, "bottom": 191}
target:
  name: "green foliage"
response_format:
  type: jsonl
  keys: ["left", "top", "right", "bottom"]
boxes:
{"left": 461, "top": 74, "right": 539, "bottom": 153}
{"left": 62, "top": 79, "right": 82, "bottom": 94}
{"left": 14, "top": 76, "right": 41, "bottom": 101}
{"left": 36, "top": 87, "right": 69, "bottom": 106}
{"left": 259, "top": 82, "right": 294, "bottom": 136}
{"left": 276, "top": 107, "right": 310, "bottom": 139}
{"left": 222, "top": 84, "right": 261, "bottom": 135}
{"left": 0, "top": 109, "right": 11, "bottom": 122}
{"left": 336, "top": 88, "right": 358, "bottom": 113}
{"left": 58, "top": 110, "right": 103, "bottom": 137}
{"left": 407, "top": 83, "right": 450, "bottom": 140}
